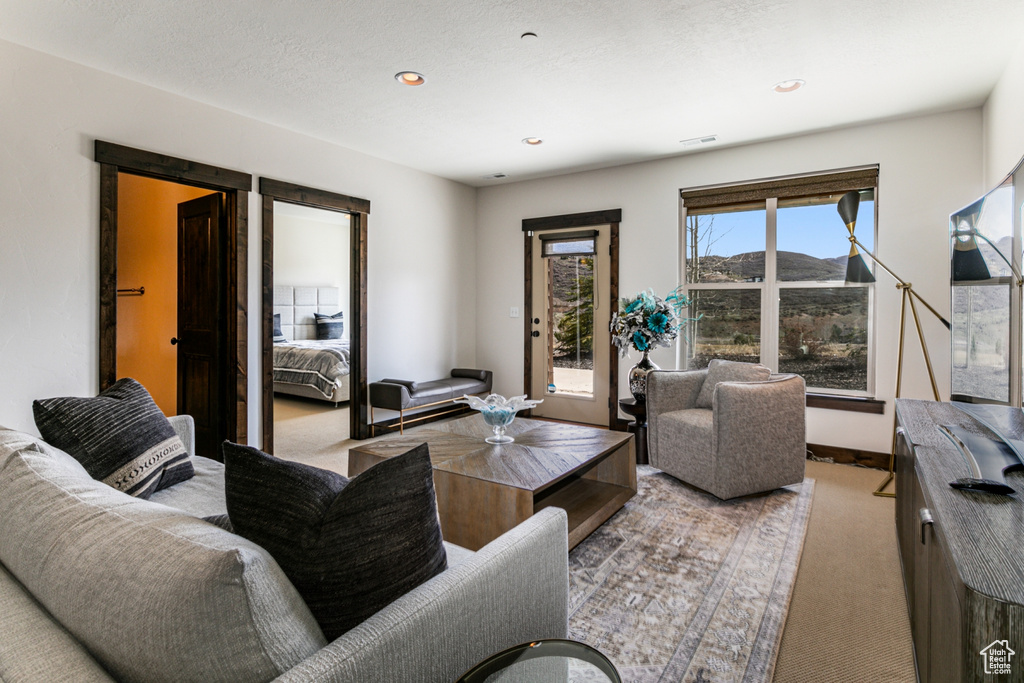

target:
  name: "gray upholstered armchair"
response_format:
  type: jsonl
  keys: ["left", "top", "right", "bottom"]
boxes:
{"left": 646, "top": 360, "right": 806, "bottom": 499}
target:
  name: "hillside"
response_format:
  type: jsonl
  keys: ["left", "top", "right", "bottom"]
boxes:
{"left": 695, "top": 250, "right": 847, "bottom": 282}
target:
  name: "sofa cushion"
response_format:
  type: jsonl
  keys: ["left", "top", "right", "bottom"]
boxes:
{"left": 314, "top": 311, "right": 344, "bottom": 340}
{"left": 0, "top": 563, "right": 115, "bottom": 682}
{"left": 148, "top": 454, "right": 228, "bottom": 518}
{"left": 694, "top": 359, "right": 772, "bottom": 409}
{"left": 0, "top": 428, "right": 326, "bottom": 683}
{"left": 32, "top": 378, "right": 194, "bottom": 498}
{"left": 222, "top": 441, "right": 448, "bottom": 640}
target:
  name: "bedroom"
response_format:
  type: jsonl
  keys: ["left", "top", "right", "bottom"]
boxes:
{"left": 270, "top": 201, "right": 354, "bottom": 459}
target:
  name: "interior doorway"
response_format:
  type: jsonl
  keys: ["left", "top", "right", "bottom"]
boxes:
{"left": 115, "top": 174, "right": 221, "bottom": 418}
{"left": 523, "top": 209, "right": 623, "bottom": 430}
{"left": 270, "top": 202, "right": 352, "bottom": 458}
{"left": 97, "top": 141, "right": 252, "bottom": 457}
{"left": 260, "top": 177, "right": 370, "bottom": 451}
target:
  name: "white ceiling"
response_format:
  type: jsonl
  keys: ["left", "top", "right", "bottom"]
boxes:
{"left": 2, "top": 0, "right": 1023, "bottom": 186}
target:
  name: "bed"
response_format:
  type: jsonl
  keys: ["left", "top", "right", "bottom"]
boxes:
{"left": 273, "top": 285, "right": 350, "bottom": 405}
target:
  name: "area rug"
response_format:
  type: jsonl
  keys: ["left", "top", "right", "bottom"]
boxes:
{"left": 568, "top": 466, "right": 814, "bottom": 683}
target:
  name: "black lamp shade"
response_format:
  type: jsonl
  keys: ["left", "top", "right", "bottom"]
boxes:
{"left": 846, "top": 251, "right": 876, "bottom": 283}
{"left": 838, "top": 191, "right": 860, "bottom": 227}
{"left": 952, "top": 238, "right": 991, "bottom": 281}
{"left": 838, "top": 191, "right": 875, "bottom": 282}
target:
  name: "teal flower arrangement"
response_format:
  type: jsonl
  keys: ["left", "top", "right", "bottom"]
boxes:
{"left": 610, "top": 287, "right": 697, "bottom": 357}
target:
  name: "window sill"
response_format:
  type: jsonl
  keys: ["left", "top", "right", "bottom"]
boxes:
{"left": 806, "top": 393, "right": 885, "bottom": 414}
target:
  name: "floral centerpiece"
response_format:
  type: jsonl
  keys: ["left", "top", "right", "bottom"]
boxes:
{"left": 610, "top": 287, "right": 697, "bottom": 401}
{"left": 453, "top": 393, "right": 543, "bottom": 444}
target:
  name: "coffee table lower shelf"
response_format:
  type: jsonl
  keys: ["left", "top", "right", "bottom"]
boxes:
{"left": 535, "top": 478, "right": 635, "bottom": 549}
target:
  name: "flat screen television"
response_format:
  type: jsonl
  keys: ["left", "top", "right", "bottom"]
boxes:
{"left": 949, "top": 156, "right": 1024, "bottom": 406}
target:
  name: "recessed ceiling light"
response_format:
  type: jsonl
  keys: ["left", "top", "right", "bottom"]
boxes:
{"left": 522, "top": 137, "right": 543, "bottom": 145}
{"left": 521, "top": 32, "right": 538, "bottom": 39}
{"left": 395, "top": 71, "right": 425, "bottom": 86}
{"left": 772, "top": 79, "right": 805, "bottom": 93}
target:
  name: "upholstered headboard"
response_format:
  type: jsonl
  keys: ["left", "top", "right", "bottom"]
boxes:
{"left": 273, "top": 285, "right": 342, "bottom": 341}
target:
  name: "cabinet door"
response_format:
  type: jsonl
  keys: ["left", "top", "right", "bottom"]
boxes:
{"left": 928, "top": 526, "right": 963, "bottom": 682}
{"left": 895, "top": 426, "right": 916, "bottom": 611}
{"left": 913, "top": 476, "right": 932, "bottom": 682}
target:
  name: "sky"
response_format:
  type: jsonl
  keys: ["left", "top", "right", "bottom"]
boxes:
{"left": 694, "top": 201, "right": 876, "bottom": 261}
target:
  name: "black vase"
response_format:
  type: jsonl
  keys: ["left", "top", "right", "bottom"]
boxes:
{"left": 628, "top": 350, "right": 660, "bottom": 403}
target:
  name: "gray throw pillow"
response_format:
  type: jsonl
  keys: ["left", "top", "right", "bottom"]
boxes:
{"left": 221, "top": 441, "right": 447, "bottom": 640}
{"left": 314, "top": 311, "right": 344, "bottom": 340}
{"left": 694, "top": 359, "right": 772, "bottom": 409}
{"left": 32, "top": 377, "right": 193, "bottom": 498}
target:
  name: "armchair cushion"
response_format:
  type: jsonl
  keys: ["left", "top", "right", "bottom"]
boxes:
{"left": 694, "top": 359, "right": 771, "bottom": 409}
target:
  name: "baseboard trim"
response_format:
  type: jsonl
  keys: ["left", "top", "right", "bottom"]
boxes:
{"left": 807, "top": 442, "right": 888, "bottom": 470}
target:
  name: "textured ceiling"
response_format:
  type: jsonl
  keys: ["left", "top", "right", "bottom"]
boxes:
{"left": 2, "top": 0, "right": 1023, "bottom": 186}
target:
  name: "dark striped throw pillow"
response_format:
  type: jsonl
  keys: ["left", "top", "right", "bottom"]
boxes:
{"left": 314, "top": 311, "right": 344, "bottom": 340}
{"left": 222, "top": 441, "right": 447, "bottom": 640}
{"left": 33, "top": 378, "right": 194, "bottom": 498}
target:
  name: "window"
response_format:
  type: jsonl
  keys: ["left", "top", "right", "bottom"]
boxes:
{"left": 680, "top": 168, "right": 878, "bottom": 395}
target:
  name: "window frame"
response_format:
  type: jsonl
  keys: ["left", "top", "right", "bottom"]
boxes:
{"left": 677, "top": 167, "right": 879, "bottom": 398}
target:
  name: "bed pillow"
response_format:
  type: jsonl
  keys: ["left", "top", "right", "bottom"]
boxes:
{"left": 32, "top": 378, "right": 194, "bottom": 498}
{"left": 222, "top": 441, "right": 447, "bottom": 640}
{"left": 314, "top": 311, "right": 344, "bottom": 340}
{"left": 694, "top": 359, "right": 772, "bottom": 409}
{"left": 273, "top": 313, "right": 287, "bottom": 342}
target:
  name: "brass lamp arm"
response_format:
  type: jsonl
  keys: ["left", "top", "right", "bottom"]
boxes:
{"left": 850, "top": 236, "right": 951, "bottom": 329}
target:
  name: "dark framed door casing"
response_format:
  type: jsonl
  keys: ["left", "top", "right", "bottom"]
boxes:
{"left": 523, "top": 209, "right": 623, "bottom": 431}
{"left": 96, "top": 140, "right": 251, "bottom": 454}
{"left": 259, "top": 177, "right": 371, "bottom": 448}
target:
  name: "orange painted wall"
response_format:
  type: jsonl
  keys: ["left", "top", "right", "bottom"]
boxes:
{"left": 116, "top": 174, "right": 217, "bottom": 415}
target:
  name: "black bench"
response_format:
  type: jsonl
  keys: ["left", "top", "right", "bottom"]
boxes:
{"left": 369, "top": 369, "right": 493, "bottom": 434}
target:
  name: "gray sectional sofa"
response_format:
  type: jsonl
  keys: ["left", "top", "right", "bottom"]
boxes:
{"left": 0, "top": 416, "right": 569, "bottom": 683}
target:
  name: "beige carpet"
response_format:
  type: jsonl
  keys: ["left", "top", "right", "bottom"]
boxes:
{"left": 273, "top": 399, "right": 916, "bottom": 681}
{"left": 771, "top": 461, "right": 915, "bottom": 682}
{"left": 271, "top": 396, "right": 352, "bottom": 475}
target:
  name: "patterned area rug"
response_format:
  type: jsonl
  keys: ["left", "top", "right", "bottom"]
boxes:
{"left": 568, "top": 466, "right": 814, "bottom": 682}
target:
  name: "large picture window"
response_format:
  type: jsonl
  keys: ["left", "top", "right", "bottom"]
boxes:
{"left": 680, "top": 168, "right": 878, "bottom": 395}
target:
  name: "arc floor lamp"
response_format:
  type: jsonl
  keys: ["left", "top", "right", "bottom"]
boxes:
{"left": 838, "top": 191, "right": 951, "bottom": 497}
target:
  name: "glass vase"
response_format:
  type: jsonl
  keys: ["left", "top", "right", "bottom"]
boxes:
{"left": 628, "top": 350, "right": 660, "bottom": 403}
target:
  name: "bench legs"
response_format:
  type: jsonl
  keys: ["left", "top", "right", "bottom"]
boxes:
{"left": 370, "top": 393, "right": 491, "bottom": 436}
{"left": 369, "top": 406, "right": 407, "bottom": 435}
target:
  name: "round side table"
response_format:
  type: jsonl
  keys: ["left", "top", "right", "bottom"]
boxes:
{"left": 456, "top": 639, "right": 621, "bottom": 683}
{"left": 618, "top": 397, "right": 648, "bottom": 465}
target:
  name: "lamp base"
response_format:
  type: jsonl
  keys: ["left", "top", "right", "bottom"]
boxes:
{"left": 873, "top": 471, "right": 895, "bottom": 498}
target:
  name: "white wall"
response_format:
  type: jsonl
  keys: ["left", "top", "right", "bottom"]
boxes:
{"left": 274, "top": 205, "right": 351, "bottom": 327}
{"left": 0, "top": 40, "right": 478, "bottom": 443}
{"left": 476, "top": 110, "right": 984, "bottom": 453}
{"left": 984, "top": 41, "right": 1024, "bottom": 186}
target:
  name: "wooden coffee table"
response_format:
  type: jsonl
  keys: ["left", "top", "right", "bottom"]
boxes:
{"left": 348, "top": 414, "right": 636, "bottom": 551}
